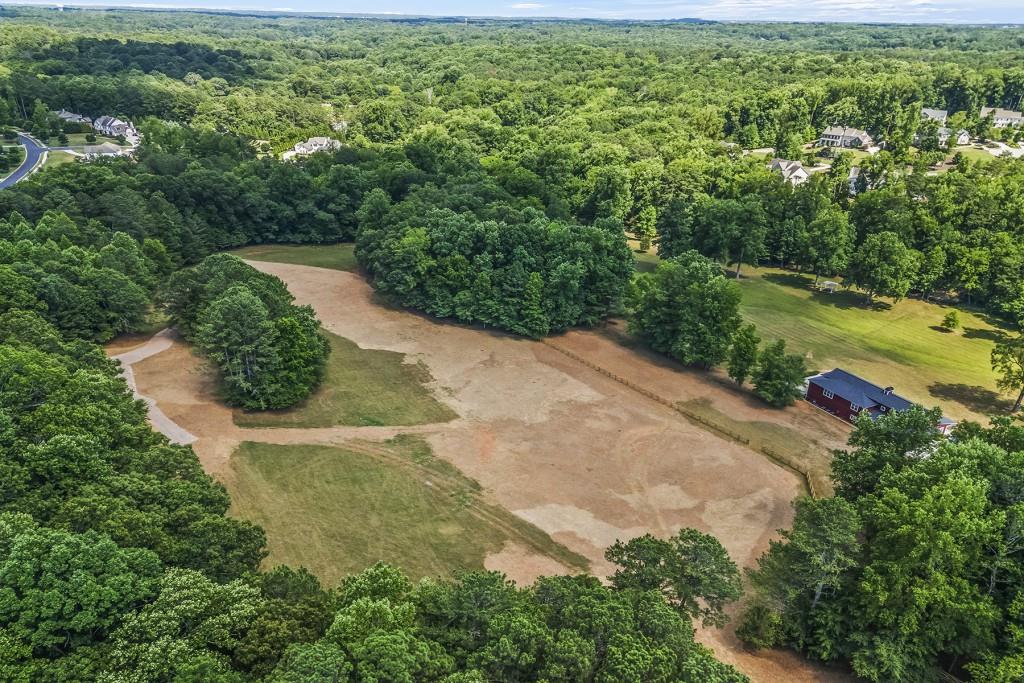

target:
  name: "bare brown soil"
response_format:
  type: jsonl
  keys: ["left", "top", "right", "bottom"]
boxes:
{"left": 104, "top": 334, "right": 152, "bottom": 355}
{"left": 548, "top": 322, "right": 853, "bottom": 496}
{"left": 121, "top": 261, "right": 854, "bottom": 682}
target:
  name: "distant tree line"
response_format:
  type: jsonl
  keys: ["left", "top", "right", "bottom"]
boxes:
{"left": 2, "top": 9, "right": 1024, "bottom": 147}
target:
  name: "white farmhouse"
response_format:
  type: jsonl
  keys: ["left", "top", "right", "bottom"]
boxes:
{"left": 819, "top": 126, "right": 873, "bottom": 149}
{"left": 281, "top": 136, "right": 342, "bottom": 161}
{"left": 980, "top": 107, "right": 1023, "bottom": 128}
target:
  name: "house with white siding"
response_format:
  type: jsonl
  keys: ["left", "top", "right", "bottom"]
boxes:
{"left": 768, "top": 158, "right": 810, "bottom": 186}
{"left": 938, "top": 127, "right": 971, "bottom": 148}
{"left": 281, "top": 136, "right": 342, "bottom": 160}
{"left": 92, "top": 115, "right": 138, "bottom": 138}
{"left": 819, "top": 126, "right": 873, "bottom": 149}
{"left": 980, "top": 107, "right": 1023, "bottom": 128}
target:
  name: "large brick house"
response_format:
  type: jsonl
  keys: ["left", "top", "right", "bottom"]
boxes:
{"left": 805, "top": 368, "right": 956, "bottom": 434}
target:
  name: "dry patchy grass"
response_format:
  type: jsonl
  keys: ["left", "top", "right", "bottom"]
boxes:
{"left": 678, "top": 397, "right": 834, "bottom": 496}
{"left": 235, "top": 332, "right": 457, "bottom": 428}
{"left": 227, "top": 437, "right": 588, "bottom": 584}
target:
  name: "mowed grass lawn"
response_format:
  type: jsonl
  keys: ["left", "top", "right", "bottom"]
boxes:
{"left": 807, "top": 145, "right": 873, "bottom": 163}
{"left": 42, "top": 151, "right": 77, "bottom": 171}
{"left": 229, "top": 242, "right": 357, "bottom": 272}
{"left": 235, "top": 332, "right": 457, "bottom": 428}
{"left": 739, "top": 268, "right": 1011, "bottom": 421}
{"left": 61, "top": 133, "right": 127, "bottom": 153}
{"left": 949, "top": 145, "right": 997, "bottom": 164}
{"left": 228, "top": 438, "right": 588, "bottom": 584}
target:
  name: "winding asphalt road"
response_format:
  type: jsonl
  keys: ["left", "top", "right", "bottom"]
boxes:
{"left": 0, "top": 133, "right": 46, "bottom": 189}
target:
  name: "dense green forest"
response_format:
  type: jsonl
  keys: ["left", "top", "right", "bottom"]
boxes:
{"left": 5, "top": 8, "right": 1024, "bottom": 323}
{"left": 3, "top": 8, "right": 1024, "bottom": 681}
{"left": 739, "top": 411, "right": 1024, "bottom": 682}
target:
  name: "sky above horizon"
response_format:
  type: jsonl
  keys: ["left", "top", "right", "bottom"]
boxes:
{"left": 23, "top": 0, "right": 1024, "bottom": 23}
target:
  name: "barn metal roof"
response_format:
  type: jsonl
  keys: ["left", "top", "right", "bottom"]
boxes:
{"left": 808, "top": 368, "right": 915, "bottom": 411}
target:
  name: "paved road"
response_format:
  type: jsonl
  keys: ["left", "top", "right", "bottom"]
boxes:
{"left": 0, "top": 133, "right": 45, "bottom": 190}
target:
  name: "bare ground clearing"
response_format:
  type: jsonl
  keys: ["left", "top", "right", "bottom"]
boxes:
{"left": 546, "top": 321, "right": 852, "bottom": 496}
{"left": 118, "top": 261, "right": 854, "bottom": 682}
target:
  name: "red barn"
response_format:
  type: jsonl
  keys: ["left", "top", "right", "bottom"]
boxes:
{"left": 805, "top": 368, "right": 956, "bottom": 434}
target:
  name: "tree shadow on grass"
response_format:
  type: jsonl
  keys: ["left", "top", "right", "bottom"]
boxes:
{"left": 762, "top": 272, "right": 814, "bottom": 289}
{"left": 635, "top": 258, "right": 659, "bottom": 274}
{"left": 929, "top": 325, "right": 955, "bottom": 334}
{"left": 962, "top": 327, "right": 1010, "bottom": 344}
{"left": 810, "top": 289, "right": 892, "bottom": 312}
{"left": 760, "top": 272, "right": 892, "bottom": 311}
{"left": 928, "top": 382, "right": 1011, "bottom": 415}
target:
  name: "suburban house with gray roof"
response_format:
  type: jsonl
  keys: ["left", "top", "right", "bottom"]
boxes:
{"left": 819, "top": 126, "right": 873, "bottom": 149}
{"left": 981, "top": 107, "right": 1023, "bottom": 128}
{"left": 847, "top": 166, "right": 861, "bottom": 196}
{"left": 921, "top": 107, "right": 948, "bottom": 124}
{"left": 54, "top": 109, "right": 92, "bottom": 125}
{"left": 93, "top": 115, "right": 137, "bottom": 138}
{"left": 768, "top": 158, "right": 810, "bottom": 186}
{"left": 938, "top": 127, "right": 971, "bottom": 148}
{"left": 281, "top": 136, "right": 342, "bottom": 161}
{"left": 84, "top": 142, "right": 127, "bottom": 158}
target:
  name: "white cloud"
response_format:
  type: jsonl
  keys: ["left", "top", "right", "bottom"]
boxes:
{"left": 510, "top": 2, "right": 544, "bottom": 7}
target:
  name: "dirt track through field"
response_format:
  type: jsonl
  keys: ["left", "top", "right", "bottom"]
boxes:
{"left": 111, "top": 329, "right": 197, "bottom": 446}
{"left": 119, "top": 261, "right": 853, "bottom": 682}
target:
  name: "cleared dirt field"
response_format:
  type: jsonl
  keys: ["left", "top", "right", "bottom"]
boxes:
{"left": 246, "top": 263, "right": 806, "bottom": 570}
{"left": 120, "top": 261, "right": 854, "bottom": 682}
{"left": 548, "top": 322, "right": 852, "bottom": 496}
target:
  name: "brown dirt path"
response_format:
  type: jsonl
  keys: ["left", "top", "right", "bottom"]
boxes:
{"left": 123, "top": 261, "right": 853, "bottom": 682}
{"left": 121, "top": 337, "right": 454, "bottom": 476}
{"left": 110, "top": 329, "right": 197, "bottom": 446}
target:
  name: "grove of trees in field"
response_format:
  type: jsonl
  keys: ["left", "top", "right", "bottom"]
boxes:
{"left": 164, "top": 254, "right": 330, "bottom": 409}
